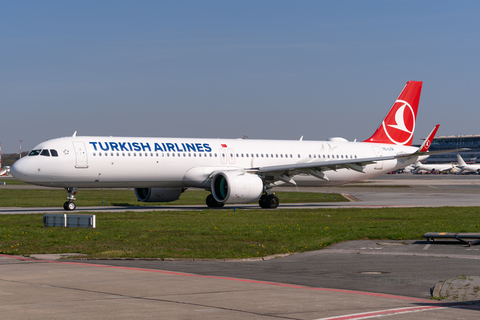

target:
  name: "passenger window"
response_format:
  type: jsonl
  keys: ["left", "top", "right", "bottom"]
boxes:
{"left": 40, "top": 149, "right": 50, "bottom": 157}
{"left": 50, "top": 149, "right": 58, "bottom": 157}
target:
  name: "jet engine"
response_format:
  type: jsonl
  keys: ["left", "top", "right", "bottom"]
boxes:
{"left": 211, "top": 171, "right": 264, "bottom": 204}
{"left": 134, "top": 188, "right": 183, "bottom": 202}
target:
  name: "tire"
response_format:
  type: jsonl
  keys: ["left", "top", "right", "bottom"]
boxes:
{"left": 206, "top": 194, "right": 224, "bottom": 208}
{"left": 64, "top": 201, "right": 76, "bottom": 211}
{"left": 259, "top": 194, "right": 279, "bottom": 209}
{"left": 259, "top": 194, "right": 268, "bottom": 208}
{"left": 265, "top": 194, "right": 279, "bottom": 209}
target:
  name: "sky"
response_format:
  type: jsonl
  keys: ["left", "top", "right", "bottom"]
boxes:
{"left": 1, "top": 0, "right": 480, "bottom": 153}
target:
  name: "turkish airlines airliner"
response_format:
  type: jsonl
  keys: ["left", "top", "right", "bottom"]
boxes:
{"left": 11, "top": 81, "right": 446, "bottom": 210}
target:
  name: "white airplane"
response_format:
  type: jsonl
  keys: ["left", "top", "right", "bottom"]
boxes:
{"left": 0, "top": 166, "right": 10, "bottom": 176}
{"left": 411, "top": 161, "right": 455, "bottom": 174}
{"left": 11, "top": 81, "right": 455, "bottom": 211}
{"left": 456, "top": 154, "right": 480, "bottom": 174}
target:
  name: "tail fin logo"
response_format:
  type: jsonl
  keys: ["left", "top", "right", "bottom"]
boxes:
{"left": 382, "top": 99, "right": 416, "bottom": 145}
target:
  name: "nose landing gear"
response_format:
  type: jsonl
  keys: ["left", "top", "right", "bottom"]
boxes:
{"left": 63, "top": 187, "right": 78, "bottom": 211}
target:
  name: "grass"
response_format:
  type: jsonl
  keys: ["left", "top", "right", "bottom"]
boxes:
{"left": 1, "top": 207, "right": 479, "bottom": 259}
{"left": 0, "top": 189, "right": 346, "bottom": 207}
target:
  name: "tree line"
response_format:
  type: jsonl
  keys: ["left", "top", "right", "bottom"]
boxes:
{"left": 1, "top": 152, "right": 29, "bottom": 167}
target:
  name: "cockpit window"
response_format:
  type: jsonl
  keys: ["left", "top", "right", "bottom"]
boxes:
{"left": 50, "top": 149, "right": 58, "bottom": 157}
{"left": 28, "top": 150, "right": 41, "bottom": 156}
{"left": 40, "top": 149, "right": 51, "bottom": 157}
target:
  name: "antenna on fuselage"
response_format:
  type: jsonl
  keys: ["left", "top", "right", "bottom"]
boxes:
{"left": 300, "top": 136, "right": 303, "bottom": 141}
{"left": 72, "top": 131, "right": 77, "bottom": 137}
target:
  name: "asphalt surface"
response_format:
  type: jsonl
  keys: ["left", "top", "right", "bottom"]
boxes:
{"left": 2, "top": 174, "right": 480, "bottom": 319}
{"left": 3, "top": 174, "right": 480, "bottom": 214}
{"left": 81, "top": 239, "right": 480, "bottom": 300}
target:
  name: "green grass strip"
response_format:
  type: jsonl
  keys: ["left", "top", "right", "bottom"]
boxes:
{"left": 1, "top": 207, "right": 478, "bottom": 259}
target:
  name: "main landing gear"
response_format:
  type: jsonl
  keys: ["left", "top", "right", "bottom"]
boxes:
{"left": 204, "top": 192, "right": 279, "bottom": 209}
{"left": 259, "top": 193, "right": 279, "bottom": 209}
{"left": 63, "top": 187, "right": 78, "bottom": 211}
{"left": 206, "top": 194, "right": 224, "bottom": 208}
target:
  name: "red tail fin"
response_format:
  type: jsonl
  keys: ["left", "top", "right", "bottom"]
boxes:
{"left": 364, "top": 81, "right": 423, "bottom": 146}
{"left": 419, "top": 124, "right": 439, "bottom": 152}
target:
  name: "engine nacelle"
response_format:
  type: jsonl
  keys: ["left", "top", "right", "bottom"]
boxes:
{"left": 134, "top": 188, "right": 183, "bottom": 202}
{"left": 211, "top": 171, "right": 264, "bottom": 204}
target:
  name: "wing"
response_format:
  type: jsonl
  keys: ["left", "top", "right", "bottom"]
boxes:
{"left": 247, "top": 155, "right": 396, "bottom": 184}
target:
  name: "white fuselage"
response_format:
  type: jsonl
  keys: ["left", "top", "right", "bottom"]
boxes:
{"left": 11, "top": 136, "right": 419, "bottom": 189}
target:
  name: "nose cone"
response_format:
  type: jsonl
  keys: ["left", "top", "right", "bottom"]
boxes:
{"left": 10, "top": 158, "right": 31, "bottom": 181}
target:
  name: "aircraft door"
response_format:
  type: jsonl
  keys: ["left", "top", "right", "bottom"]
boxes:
{"left": 220, "top": 148, "right": 227, "bottom": 164}
{"left": 73, "top": 142, "right": 88, "bottom": 168}
{"left": 372, "top": 147, "right": 383, "bottom": 170}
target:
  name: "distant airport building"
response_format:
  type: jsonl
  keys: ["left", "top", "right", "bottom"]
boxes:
{"left": 424, "top": 135, "right": 480, "bottom": 164}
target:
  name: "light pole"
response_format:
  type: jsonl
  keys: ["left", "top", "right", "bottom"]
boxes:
{"left": 20, "top": 140, "right": 23, "bottom": 159}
